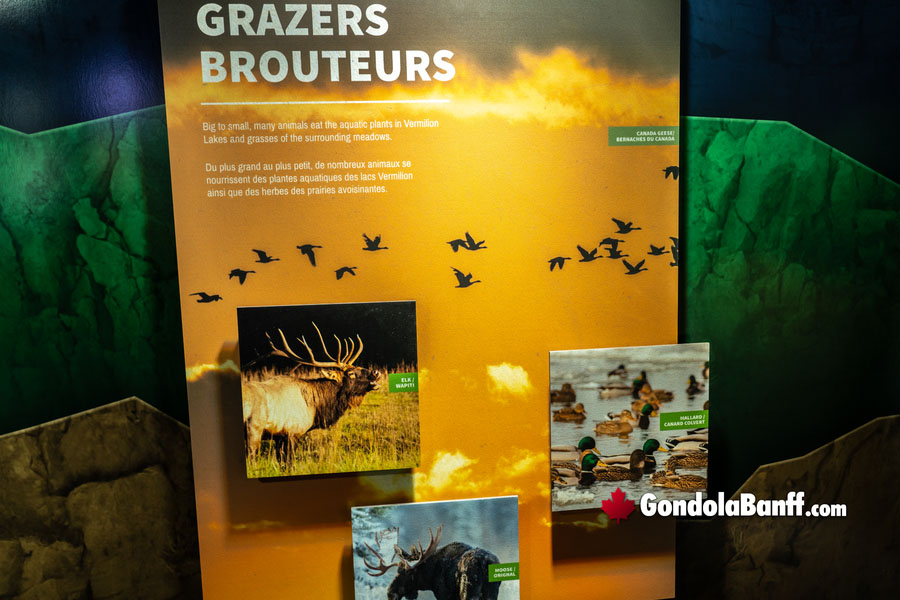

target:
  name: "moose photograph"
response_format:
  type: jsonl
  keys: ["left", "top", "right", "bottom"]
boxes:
{"left": 237, "top": 300, "right": 419, "bottom": 478}
{"left": 351, "top": 496, "right": 520, "bottom": 600}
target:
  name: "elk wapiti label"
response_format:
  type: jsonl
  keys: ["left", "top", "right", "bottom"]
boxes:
{"left": 351, "top": 496, "right": 519, "bottom": 600}
{"left": 237, "top": 300, "right": 419, "bottom": 478}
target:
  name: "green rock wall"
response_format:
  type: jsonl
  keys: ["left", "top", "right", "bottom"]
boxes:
{"left": 681, "top": 117, "right": 900, "bottom": 493}
{"left": 0, "top": 108, "right": 186, "bottom": 432}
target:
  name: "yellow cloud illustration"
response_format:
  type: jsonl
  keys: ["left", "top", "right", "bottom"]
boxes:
{"left": 164, "top": 47, "right": 677, "bottom": 130}
{"left": 413, "top": 451, "right": 479, "bottom": 500}
{"left": 487, "top": 363, "right": 532, "bottom": 395}
{"left": 185, "top": 360, "right": 239, "bottom": 381}
{"left": 497, "top": 448, "right": 545, "bottom": 478}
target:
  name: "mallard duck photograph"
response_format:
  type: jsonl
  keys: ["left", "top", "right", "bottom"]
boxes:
{"left": 631, "top": 397, "right": 660, "bottom": 415}
{"left": 607, "top": 364, "right": 628, "bottom": 379}
{"left": 550, "top": 436, "right": 599, "bottom": 469}
{"left": 549, "top": 341, "right": 710, "bottom": 512}
{"left": 550, "top": 382, "right": 576, "bottom": 403}
{"left": 599, "top": 382, "right": 633, "bottom": 398}
{"left": 553, "top": 402, "right": 587, "bottom": 422}
{"left": 650, "top": 460, "right": 707, "bottom": 490}
{"left": 636, "top": 403, "right": 655, "bottom": 429}
{"left": 667, "top": 452, "right": 708, "bottom": 469}
{"left": 686, "top": 374, "right": 706, "bottom": 396}
{"left": 595, "top": 410, "right": 635, "bottom": 435}
{"left": 601, "top": 438, "right": 669, "bottom": 472}
{"left": 666, "top": 440, "right": 708, "bottom": 453}
{"left": 638, "top": 382, "right": 675, "bottom": 403}
{"left": 581, "top": 450, "right": 645, "bottom": 484}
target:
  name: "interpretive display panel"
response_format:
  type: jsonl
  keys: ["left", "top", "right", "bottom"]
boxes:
{"left": 550, "top": 343, "right": 709, "bottom": 513}
{"left": 237, "top": 300, "right": 419, "bottom": 477}
{"left": 157, "top": 1, "right": 680, "bottom": 597}
{"left": 352, "top": 496, "right": 520, "bottom": 600}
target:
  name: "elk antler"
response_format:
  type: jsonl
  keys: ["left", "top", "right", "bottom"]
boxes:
{"left": 362, "top": 541, "right": 401, "bottom": 577}
{"left": 266, "top": 322, "right": 364, "bottom": 369}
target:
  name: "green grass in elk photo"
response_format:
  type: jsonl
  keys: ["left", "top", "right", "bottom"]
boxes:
{"left": 237, "top": 300, "right": 420, "bottom": 478}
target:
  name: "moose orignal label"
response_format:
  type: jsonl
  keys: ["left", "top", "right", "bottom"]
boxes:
{"left": 388, "top": 372, "right": 419, "bottom": 393}
{"left": 488, "top": 563, "right": 520, "bottom": 582}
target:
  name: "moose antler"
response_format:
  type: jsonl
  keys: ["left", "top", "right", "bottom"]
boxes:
{"left": 417, "top": 525, "right": 442, "bottom": 564}
{"left": 396, "top": 525, "right": 443, "bottom": 568}
{"left": 362, "top": 541, "right": 402, "bottom": 576}
{"left": 266, "top": 322, "right": 364, "bottom": 368}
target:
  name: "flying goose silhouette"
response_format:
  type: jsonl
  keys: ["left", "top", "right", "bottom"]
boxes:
{"left": 623, "top": 259, "right": 648, "bottom": 275}
{"left": 228, "top": 268, "right": 255, "bottom": 284}
{"left": 296, "top": 244, "right": 322, "bottom": 266}
{"left": 190, "top": 292, "right": 222, "bottom": 303}
{"left": 362, "top": 234, "right": 388, "bottom": 251}
{"left": 335, "top": 266, "right": 358, "bottom": 280}
{"left": 548, "top": 256, "right": 571, "bottom": 271}
{"left": 577, "top": 245, "right": 601, "bottom": 262}
{"left": 452, "top": 267, "right": 481, "bottom": 288}
{"left": 612, "top": 218, "right": 642, "bottom": 234}
{"left": 252, "top": 249, "right": 279, "bottom": 263}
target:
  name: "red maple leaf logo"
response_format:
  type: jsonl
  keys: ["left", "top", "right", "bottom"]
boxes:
{"left": 601, "top": 487, "right": 636, "bottom": 524}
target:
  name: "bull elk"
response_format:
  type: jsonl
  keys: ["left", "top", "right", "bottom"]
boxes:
{"left": 363, "top": 525, "right": 502, "bottom": 600}
{"left": 242, "top": 323, "right": 380, "bottom": 459}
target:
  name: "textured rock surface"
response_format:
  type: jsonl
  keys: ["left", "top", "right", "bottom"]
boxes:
{"left": 0, "top": 398, "right": 199, "bottom": 600}
{"left": 0, "top": 108, "right": 185, "bottom": 434}
{"left": 682, "top": 117, "right": 900, "bottom": 493}
{"left": 677, "top": 415, "right": 900, "bottom": 598}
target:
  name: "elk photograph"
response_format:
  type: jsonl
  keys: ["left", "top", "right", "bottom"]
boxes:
{"left": 237, "top": 300, "right": 419, "bottom": 478}
{"left": 351, "top": 496, "right": 519, "bottom": 600}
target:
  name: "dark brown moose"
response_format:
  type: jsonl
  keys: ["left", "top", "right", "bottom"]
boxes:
{"left": 363, "top": 525, "right": 502, "bottom": 600}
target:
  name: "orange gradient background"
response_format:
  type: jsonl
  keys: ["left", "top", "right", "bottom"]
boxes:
{"left": 162, "top": 36, "right": 679, "bottom": 600}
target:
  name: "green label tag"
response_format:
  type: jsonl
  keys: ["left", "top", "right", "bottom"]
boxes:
{"left": 608, "top": 126, "right": 679, "bottom": 146}
{"left": 388, "top": 372, "right": 418, "bottom": 393}
{"left": 660, "top": 410, "right": 709, "bottom": 431}
{"left": 488, "top": 563, "right": 519, "bottom": 582}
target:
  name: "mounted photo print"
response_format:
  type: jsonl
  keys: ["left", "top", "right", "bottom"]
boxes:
{"left": 550, "top": 343, "right": 709, "bottom": 513}
{"left": 351, "top": 496, "right": 520, "bottom": 600}
{"left": 237, "top": 300, "right": 419, "bottom": 478}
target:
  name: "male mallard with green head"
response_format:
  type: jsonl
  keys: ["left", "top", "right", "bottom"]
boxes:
{"left": 601, "top": 438, "right": 669, "bottom": 472}
{"left": 580, "top": 450, "right": 645, "bottom": 484}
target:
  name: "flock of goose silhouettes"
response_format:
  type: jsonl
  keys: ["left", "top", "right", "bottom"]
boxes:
{"left": 189, "top": 165, "right": 679, "bottom": 301}
{"left": 548, "top": 218, "right": 678, "bottom": 276}
{"left": 189, "top": 235, "right": 388, "bottom": 301}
